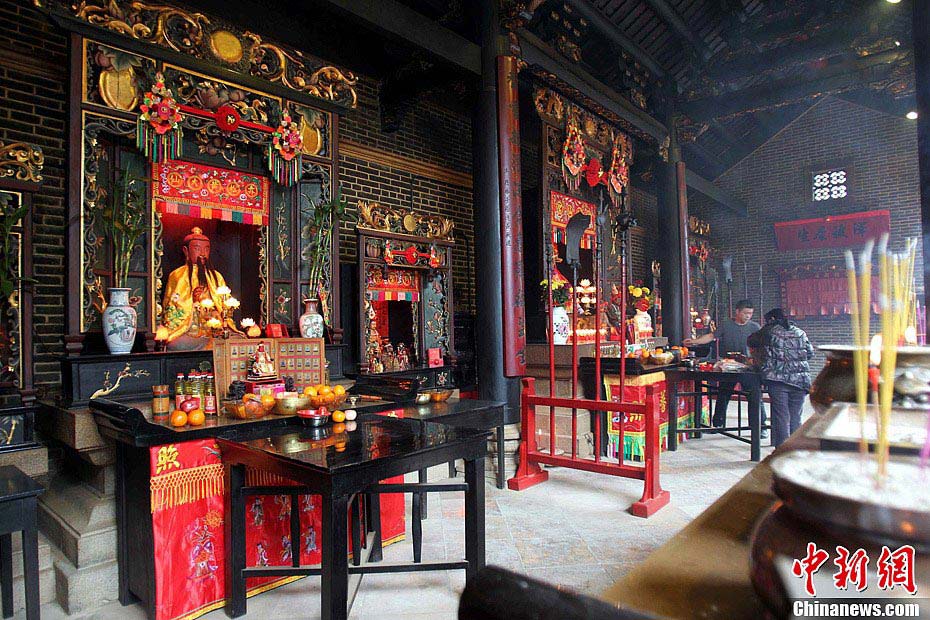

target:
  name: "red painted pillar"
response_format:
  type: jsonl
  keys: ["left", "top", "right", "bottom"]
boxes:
{"left": 496, "top": 55, "right": 527, "bottom": 377}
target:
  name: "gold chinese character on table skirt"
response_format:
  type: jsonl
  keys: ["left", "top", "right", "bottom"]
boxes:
{"left": 156, "top": 445, "right": 181, "bottom": 474}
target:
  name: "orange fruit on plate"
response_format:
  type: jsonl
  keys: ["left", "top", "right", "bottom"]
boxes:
{"left": 333, "top": 384, "right": 346, "bottom": 396}
{"left": 170, "top": 411, "right": 188, "bottom": 427}
{"left": 188, "top": 409, "right": 205, "bottom": 426}
{"left": 260, "top": 394, "right": 276, "bottom": 408}
{"left": 319, "top": 385, "right": 333, "bottom": 396}
{"left": 331, "top": 410, "right": 346, "bottom": 423}
{"left": 303, "top": 386, "right": 318, "bottom": 397}
{"left": 243, "top": 393, "right": 260, "bottom": 402}
{"left": 323, "top": 393, "right": 336, "bottom": 405}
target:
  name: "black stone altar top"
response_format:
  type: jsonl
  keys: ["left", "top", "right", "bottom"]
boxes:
{"left": 90, "top": 397, "right": 505, "bottom": 447}
{"left": 231, "top": 417, "right": 484, "bottom": 473}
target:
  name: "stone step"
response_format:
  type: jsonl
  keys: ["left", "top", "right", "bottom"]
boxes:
{"left": 6, "top": 532, "right": 57, "bottom": 613}
{"left": 38, "top": 473, "right": 116, "bottom": 568}
{"left": 51, "top": 547, "right": 119, "bottom": 615}
{"left": 9, "top": 531, "right": 53, "bottom": 578}
{"left": 0, "top": 444, "right": 49, "bottom": 478}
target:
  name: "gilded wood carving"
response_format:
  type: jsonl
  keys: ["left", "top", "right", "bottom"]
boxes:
{"left": 356, "top": 202, "right": 454, "bottom": 241}
{"left": 0, "top": 142, "right": 44, "bottom": 184}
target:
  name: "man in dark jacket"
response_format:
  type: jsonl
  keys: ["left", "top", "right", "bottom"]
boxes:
{"left": 749, "top": 308, "right": 814, "bottom": 447}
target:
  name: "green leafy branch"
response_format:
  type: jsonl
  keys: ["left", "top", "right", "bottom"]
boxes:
{"left": 303, "top": 187, "right": 347, "bottom": 300}
{"left": 0, "top": 195, "right": 28, "bottom": 301}
{"left": 98, "top": 165, "right": 149, "bottom": 290}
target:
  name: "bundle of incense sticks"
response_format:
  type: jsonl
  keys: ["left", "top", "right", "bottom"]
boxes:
{"left": 875, "top": 234, "right": 917, "bottom": 478}
{"left": 844, "top": 241, "right": 873, "bottom": 456}
{"left": 847, "top": 235, "right": 920, "bottom": 479}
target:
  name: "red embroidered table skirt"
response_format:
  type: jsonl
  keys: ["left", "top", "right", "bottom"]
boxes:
{"left": 148, "top": 439, "right": 405, "bottom": 620}
{"left": 602, "top": 373, "right": 708, "bottom": 461}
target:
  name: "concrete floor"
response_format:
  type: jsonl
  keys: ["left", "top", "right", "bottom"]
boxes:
{"left": 18, "top": 401, "right": 808, "bottom": 619}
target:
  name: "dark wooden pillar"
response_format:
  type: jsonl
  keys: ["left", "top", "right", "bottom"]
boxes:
{"left": 658, "top": 117, "right": 688, "bottom": 343}
{"left": 676, "top": 160, "right": 691, "bottom": 339}
{"left": 496, "top": 55, "right": 527, "bottom": 377}
{"left": 913, "top": 1, "right": 930, "bottom": 319}
{"left": 472, "top": 0, "right": 520, "bottom": 409}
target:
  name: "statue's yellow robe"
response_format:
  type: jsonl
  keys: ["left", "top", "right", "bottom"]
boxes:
{"left": 161, "top": 264, "right": 232, "bottom": 343}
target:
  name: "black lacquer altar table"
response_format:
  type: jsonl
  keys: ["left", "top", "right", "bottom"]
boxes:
{"left": 218, "top": 417, "right": 489, "bottom": 620}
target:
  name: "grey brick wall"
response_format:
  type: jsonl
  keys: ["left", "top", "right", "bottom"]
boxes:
{"left": 689, "top": 96, "right": 923, "bottom": 372}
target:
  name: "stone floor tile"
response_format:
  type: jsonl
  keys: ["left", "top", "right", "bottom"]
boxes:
{"left": 513, "top": 535, "right": 597, "bottom": 569}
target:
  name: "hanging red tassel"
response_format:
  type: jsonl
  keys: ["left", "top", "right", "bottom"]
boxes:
{"left": 268, "top": 110, "right": 302, "bottom": 186}
{"left": 607, "top": 132, "right": 633, "bottom": 209}
{"left": 562, "top": 110, "right": 586, "bottom": 193}
{"left": 137, "top": 71, "right": 183, "bottom": 163}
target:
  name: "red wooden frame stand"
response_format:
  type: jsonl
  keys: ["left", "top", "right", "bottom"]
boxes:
{"left": 508, "top": 377, "right": 670, "bottom": 518}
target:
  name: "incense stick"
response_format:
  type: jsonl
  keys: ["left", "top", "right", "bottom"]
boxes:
{"left": 845, "top": 250, "right": 868, "bottom": 455}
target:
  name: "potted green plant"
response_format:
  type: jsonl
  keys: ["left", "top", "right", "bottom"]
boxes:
{"left": 99, "top": 167, "right": 148, "bottom": 354}
{"left": 299, "top": 188, "right": 347, "bottom": 338}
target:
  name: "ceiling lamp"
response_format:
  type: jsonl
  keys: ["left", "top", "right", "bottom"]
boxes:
{"left": 886, "top": 0, "right": 901, "bottom": 4}
{"left": 907, "top": 111, "right": 918, "bottom": 120}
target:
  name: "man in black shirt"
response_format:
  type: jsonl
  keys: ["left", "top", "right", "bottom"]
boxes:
{"left": 684, "top": 300, "right": 766, "bottom": 435}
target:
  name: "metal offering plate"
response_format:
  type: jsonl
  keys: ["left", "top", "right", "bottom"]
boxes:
{"left": 806, "top": 402, "right": 928, "bottom": 454}
{"left": 771, "top": 450, "right": 930, "bottom": 544}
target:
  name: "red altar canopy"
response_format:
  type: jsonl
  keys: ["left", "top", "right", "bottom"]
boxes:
{"left": 550, "top": 190, "right": 597, "bottom": 248}
{"left": 152, "top": 160, "right": 271, "bottom": 226}
{"left": 773, "top": 209, "right": 890, "bottom": 252}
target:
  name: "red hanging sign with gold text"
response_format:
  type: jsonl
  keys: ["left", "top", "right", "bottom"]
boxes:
{"left": 153, "top": 160, "right": 271, "bottom": 226}
{"left": 773, "top": 209, "right": 890, "bottom": 252}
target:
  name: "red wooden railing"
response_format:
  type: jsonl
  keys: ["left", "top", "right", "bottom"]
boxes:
{"left": 507, "top": 377, "right": 669, "bottom": 517}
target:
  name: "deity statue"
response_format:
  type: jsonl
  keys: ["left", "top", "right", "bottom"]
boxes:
{"left": 161, "top": 227, "right": 241, "bottom": 350}
{"left": 248, "top": 340, "right": 277, "bottom": 380}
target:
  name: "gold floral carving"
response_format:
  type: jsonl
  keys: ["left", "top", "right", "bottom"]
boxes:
{"left": 0, "top": 141, "right": 44, "bottom": 183}
{"left": 74, "top": 1, "right": 210, "bottom": 53}
{"left": 61, "top": 0, "right": 358, "bottom": 108}
{"left": 247, "top": 36, "right": 358, "bottom": 107}
{"left": 357, "top": 202, "right": 454, "bottom": 241}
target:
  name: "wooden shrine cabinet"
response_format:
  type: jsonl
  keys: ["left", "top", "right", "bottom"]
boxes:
{"left": 46, "top": 0, "right": 358, "bottom": 357}
{"left": 0, "top": 139, "right": 42, "bottom": 458}
{"left": 356, "top": 202, "right": 455, "bottom": 383}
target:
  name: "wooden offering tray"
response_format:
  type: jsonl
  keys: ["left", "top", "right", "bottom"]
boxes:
{"left": 806, "top": 402, "right": 928, "bottom": 455}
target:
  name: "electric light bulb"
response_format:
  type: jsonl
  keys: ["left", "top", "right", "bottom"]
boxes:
{"left": 906, "top": 110, "right": 918, "bottom": 120}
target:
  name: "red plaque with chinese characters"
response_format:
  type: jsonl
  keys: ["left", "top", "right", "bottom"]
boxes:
{"left": 774, "top": 210, "right": 890, "bottom": 252}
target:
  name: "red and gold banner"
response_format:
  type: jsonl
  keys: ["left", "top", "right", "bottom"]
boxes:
{"left": 550, "top": 190, "right": 596, "bottom": 248}
{"left": 497, "top": 55, "right": 527, "bottom": 377}
{"left": 153, "top": 160, "right": 271, "bottom": 225}
{"left": 365, "top": 266, "right": 420, "bottom": 302}
{"left": 148, "top": 439, "right": 405, "bottom": 620}
{"left": 774, "top": 209, "right": 890, "bottom": 252}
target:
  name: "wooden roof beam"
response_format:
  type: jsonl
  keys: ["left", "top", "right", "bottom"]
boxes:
{"left": 518, "top": 29, "right": 669, "bottom": 143}
{"left": 707, "top": 5, "right": 899, "bottom": 82}
{"left": 561, "top": 0, "right": 667, "bottom": 78}
{"left": 312, "top": 0, "right": 481, "bottom": 75}
{"left": 681, "top": 48, "right": 906, "bottom": 122}
{"left": 685, "top": 168, "right": 748, "bottom": 216}
{"left": 644, "top": 0, "right": 714, "bottom": 62}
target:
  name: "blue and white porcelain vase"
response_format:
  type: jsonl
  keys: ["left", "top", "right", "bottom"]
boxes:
{"left": 103, "top": 288, "right": 137, "bottom": 354}
{"left": 299, "top": 298, "right": 325, "bottom": 339}
{"left": 551, "top": 305, "right": 570, "bottom": 345}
